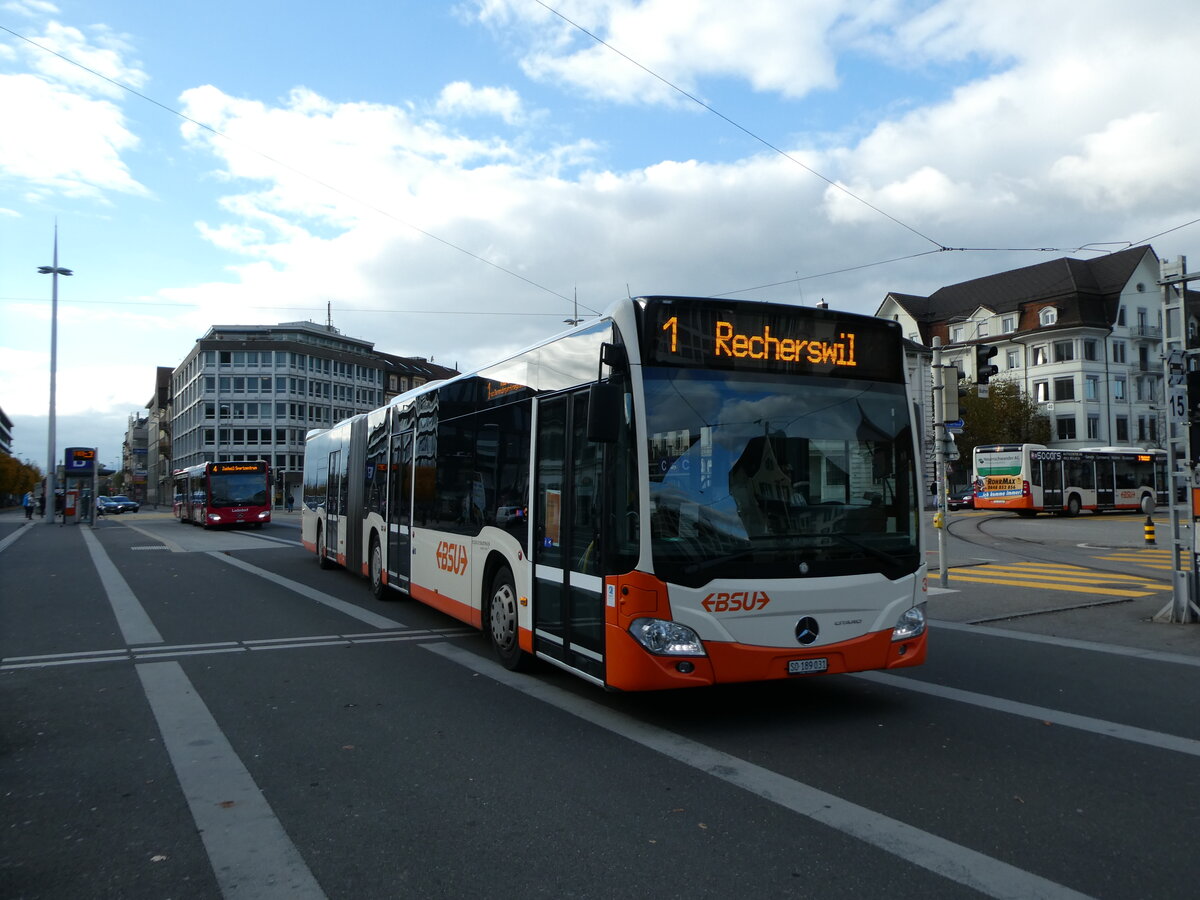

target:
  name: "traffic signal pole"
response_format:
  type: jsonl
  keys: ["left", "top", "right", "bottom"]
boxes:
{"left": 932, "top": 337, "right": 950, "bottom": 587}
{"left": 1158, "top": 256, "right": 1200, "bottom": 624}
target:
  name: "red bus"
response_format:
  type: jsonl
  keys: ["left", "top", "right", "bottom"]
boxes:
{"left": 173, "top": 460, "right": 272, "bottom": 528}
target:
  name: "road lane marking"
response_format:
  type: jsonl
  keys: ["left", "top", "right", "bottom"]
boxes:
{"left": 137, "top": 661, "right": 326, "bottom": 900}
{"left": 932, "top": 619, "right": 1200, "bottom": 668}
{"left": 423, "top": 643, "right": 1093, "bottom": 900}
{"left": 208, "top": 552, "right": 406, "bottom": 630}
{"left": 0, "top": 628, "right": 474, "bottom": 670}
{"left": 855, "top": 671, "right": 1200, "bottom": 758}
{"left": 81, "top": 526, "right": 164, "bottom": 645}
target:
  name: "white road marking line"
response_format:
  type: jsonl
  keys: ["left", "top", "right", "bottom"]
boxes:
{"left": 424, "top": 643, "right": 1093, "bottom": 900}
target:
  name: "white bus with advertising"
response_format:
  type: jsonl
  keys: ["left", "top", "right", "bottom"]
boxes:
{"left": 972, "top": 443, "right": 1166, "bottom": 516}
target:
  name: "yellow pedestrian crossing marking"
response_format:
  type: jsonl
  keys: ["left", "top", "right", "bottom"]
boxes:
{"left": 1093, "top": 549, "right": 1191, "bottom": 572}
{"left": 947, "top": 561, "right": 1170, "bottom": 598}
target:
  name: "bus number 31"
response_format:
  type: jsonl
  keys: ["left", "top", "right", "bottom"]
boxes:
{"left": 702, "top": 591, "right": 771, "bottom": 613}
{"left": 436, "top": 541, "right": 468, "bottom": 576}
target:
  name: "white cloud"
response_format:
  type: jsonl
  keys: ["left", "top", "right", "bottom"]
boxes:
{"left": 436, "top": 81, "right": 524, "bottom": 123}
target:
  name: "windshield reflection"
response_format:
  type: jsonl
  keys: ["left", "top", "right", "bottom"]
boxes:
{"left": 643, "top": 367, "right": 919, "bottom": 586}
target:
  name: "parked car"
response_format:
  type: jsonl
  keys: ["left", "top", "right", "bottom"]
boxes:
{"left": 95, "top": 495, "right": 120, "bottom": 515}
{"left": 109, "top": 494, "right": 140, "bottom": 513}
{"left": 948, "top": 489, "right": 974, "bottom": 510}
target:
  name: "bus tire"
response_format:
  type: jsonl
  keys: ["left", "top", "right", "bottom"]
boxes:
{"left": 317, "top": 524, "right": 333, "bottom": 570}
{"left": 1066, "top": 494, "right": 1081, "bottom": 517}
{"left": 369, "top": 534, "right": 385, "bottom": 600}
{"left": 486, "top": 567, "right": 529, "bottom": 671}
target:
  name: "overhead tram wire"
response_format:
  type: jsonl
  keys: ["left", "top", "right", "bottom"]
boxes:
{"left": 530, "top": 0, "right": 947, "bottom": 253}
{"left": 0, "top": 24, "right": 600, "bottom": 320}
{"left": 531, "top": 1, "right": 1200, "bottom": 297}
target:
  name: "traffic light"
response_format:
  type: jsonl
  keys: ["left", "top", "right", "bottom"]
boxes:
{"left": 941, "top": 366, "right": 966, "bottom": 421}
{"left": 975, "top": 344, "right": 999, "bottom": 385}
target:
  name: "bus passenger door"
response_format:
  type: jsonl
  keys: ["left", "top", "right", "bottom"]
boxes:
{"left": 388, "top": 431, "right": 413, "bottom": 591}
{"left": 1096, "top": 460, "right": 1115, "bottom": 508}
{"left": 1042, "top": 458, "right": 1063, "bottom": 510}
{"left": 326, "top": 449, "right": 342, "bottom": 562}
{"left": 533, "top": 390, "right": 605, "bottom": 683}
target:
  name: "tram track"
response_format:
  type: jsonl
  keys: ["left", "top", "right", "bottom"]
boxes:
{"left": 943, "top": 510, "right": 1168, "bottom": 579}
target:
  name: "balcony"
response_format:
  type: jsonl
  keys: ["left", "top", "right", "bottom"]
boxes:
{"left": 1131, "top": 325, "right": 1162, "bottom": 340}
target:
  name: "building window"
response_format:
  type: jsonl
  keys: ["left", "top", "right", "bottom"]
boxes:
{"left": 1087, "top": 415, "right": 1100, "bottom": 440}
{"left": 1054, "top": 378, "right": 1075, "bottom": 401}
{"left": 1085, "top": 375, "right": 1100, "bottom": 400}
{"left": 1116, "top": 306, "right": 1126, "bottom": 326}
{"left": 1083, "top": 340, "right": 1099, "bottom": 361}
{"left": 1116, "top": 416, "right": 1129, "bottom": 442}
{"left": 1056, "top": 416, "right": 1077, "bottom": 440}
{"left": 1005, "top": 350, "right": 1019, "bottom": 369}
{"left": 1112, "top": 341, "right": 1127, "bottom": 364}
{"left": 1031, "top": 345, "right": 1049, "bottom": 365}
{"left": 1040, "top": 307, "right": 1058, "bottom": 326}
{"left": 1053, "top": 340, "right": 1074, "bottom": 362}
{"left": 1034, "top": 380, "right": 1049, "bottom": 402}
{"left": 1113, "top": 377, "right": 1126, "bottom": 400}
{"left": 951, "top": 325, "right": 964, "bottom": 343}
{"left": 978, "top": 321, "right": 990, "bottom": 337}
{"left": 1002, "top": 315, "right": 1016, "bottom": 333}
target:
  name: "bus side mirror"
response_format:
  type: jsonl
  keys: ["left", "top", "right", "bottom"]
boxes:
{"left": 587, "top": 382, "right": 623, "bottom": 443}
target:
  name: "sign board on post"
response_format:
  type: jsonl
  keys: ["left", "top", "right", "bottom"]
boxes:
{"left": 64, "top": 447, "right": 96, "bottom": 474}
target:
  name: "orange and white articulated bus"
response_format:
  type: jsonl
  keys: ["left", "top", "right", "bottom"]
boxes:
{"left": 173, "top": 460, "right": 272, "bottom": 528}
{"left": 972, "top": 443, "right": 1167, "bottom": 517}
{"left": 301, "top": 296, "right": 927, "bottom": 690}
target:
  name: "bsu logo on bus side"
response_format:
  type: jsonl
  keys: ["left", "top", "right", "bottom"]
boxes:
{"left": 436, "top": 541, "right": 468, "bottom": 576}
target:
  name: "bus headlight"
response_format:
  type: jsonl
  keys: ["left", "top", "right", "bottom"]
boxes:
{"left": 257, "top": 510, "right": 270, "bottom": 519}
{"left": 891, "top": 605, "right": 926, "bottom": 642}
{"left": 629, "top": 618, "right": 706, "bottom": 656}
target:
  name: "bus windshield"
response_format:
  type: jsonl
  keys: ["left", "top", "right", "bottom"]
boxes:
{"left": 210, "top": 472, "right": 268, "bottom": 508}
{"left": 643, "top": 367, "right": 919, "bottom": 586}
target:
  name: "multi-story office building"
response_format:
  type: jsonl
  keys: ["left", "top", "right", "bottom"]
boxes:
{"left": 123, "top": 414, "right": 148, "bottom": 501}
{"left": 144, "top": 367, "right": 173, "bottom": 507}
{"left": 168, "top": 321, "right": 456, "bottom": 502}
{"left": 878, "top": 244, "right": 1170, "bottom": 451}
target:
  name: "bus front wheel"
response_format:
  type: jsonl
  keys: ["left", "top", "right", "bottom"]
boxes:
{"left": 487, "top": 567, "right": 529, "bottom": 672}
{"left": 1066, "top": 494, "right": 1081, "bottom": 517}
{"left": 317, "top": 524, "right": 333, "bottom": 570}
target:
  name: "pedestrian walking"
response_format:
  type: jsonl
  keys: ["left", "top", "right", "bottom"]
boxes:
{"left": 22, "top": 490, "right": 35, "bottom": 520}
{"left": 286, "top": 491, "right": 294, "bottom": 513}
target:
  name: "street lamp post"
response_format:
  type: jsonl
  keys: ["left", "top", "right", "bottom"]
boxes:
{"left": 38, "top": 226, "right": 73, "bottom": 522}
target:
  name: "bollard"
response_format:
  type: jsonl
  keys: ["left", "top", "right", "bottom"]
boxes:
{"left": 1144, "top": 515, "right": 1156, "bottom": 546}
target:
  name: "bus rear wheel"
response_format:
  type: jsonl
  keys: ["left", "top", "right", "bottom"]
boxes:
{"left": 369, "top": 535, "right": 385, "bottom": 600}
{"left": 487, "top": 567, "right": 529, "bottom": 671}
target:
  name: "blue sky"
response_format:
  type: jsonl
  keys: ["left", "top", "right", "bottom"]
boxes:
{"left": 2, "top": 0, "right": 1198, "bottom": 472}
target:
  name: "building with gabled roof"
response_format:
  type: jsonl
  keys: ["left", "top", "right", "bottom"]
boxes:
{"left": 878, "top": 244, "right": 1166, "bottom": 453}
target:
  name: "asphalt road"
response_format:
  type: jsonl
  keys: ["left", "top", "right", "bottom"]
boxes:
{"left": 2, "top": 507, "right": 1199, "bottom": 899}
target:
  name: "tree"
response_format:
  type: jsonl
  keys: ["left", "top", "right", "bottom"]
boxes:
{"left": 956, "top": 378, "right": 1050, "bottom": 462}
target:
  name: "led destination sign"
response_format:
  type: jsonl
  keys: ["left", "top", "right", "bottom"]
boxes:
{"left": 212, "top": 462, "right": 266, "bottom": 474}
{"left": 641, "top": 297, "right": 902, "bottom": 380}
